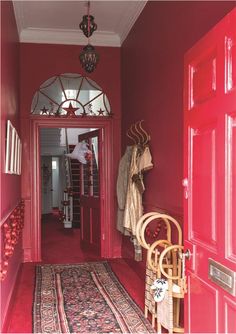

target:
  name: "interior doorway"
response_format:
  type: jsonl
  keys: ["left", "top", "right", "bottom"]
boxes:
{"left": 27, "top": 72, "right": 117, "bottom": 262}
{"left": 30, "top": 117, "right": 114, "bottom": 262}
{"left": 40, "top": 127, "right": 101, "bottom": 259}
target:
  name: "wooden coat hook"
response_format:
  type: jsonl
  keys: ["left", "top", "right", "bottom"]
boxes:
{"left": 126, "top": 120, "right": 151, "bottom": 146}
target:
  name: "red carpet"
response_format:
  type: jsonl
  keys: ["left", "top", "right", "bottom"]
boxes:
{"left": 7, "top": 214, "right": 146, "bottom": 333}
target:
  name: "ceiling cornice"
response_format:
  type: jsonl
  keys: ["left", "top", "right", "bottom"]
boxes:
{"left": 118, "top": 1, "right": 147, "bottom": 44}
{"left": 13, "top": 0, "right": 147, "bottom": 48}
{"left": 13, "top": 0, "right": 24, "bottom": 37}
{"left": 18, "top": 28, "right": 121, "bottom": 47}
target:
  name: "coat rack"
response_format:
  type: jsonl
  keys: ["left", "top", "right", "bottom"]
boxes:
{"left": 126, "top": 120, "right": 151, "bottom": 146}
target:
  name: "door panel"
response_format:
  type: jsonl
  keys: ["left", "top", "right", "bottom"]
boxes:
{"left": 188, "top": 275, "right": 219, "bottom": 333}
{"left": 223, "top": 296, "right": 236, "bottom": 333}
{"left": 225, "top": 114, "right": 236, "bottom": 261}
{"left": 191, "top": 51, "right": 217, "bottom": 107}
{"left": 190, "top": 125, "right": 217, "bottom": 249}
{"left": 79, "top": 130, "right": 101, "bottom": 255}
{"left": 184, "top": 8, "right": 236, "bottom": 333}
{"left": 41, "top": 156, "right": 52, "bottom": 214}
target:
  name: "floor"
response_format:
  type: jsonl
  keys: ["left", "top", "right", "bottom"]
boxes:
{"left": 6, "top": 212, "right": 145, "bottom": 333}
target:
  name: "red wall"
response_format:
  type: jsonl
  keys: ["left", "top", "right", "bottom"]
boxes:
{"left": 0, "top": 1, "right": 22, "bottom": 331}
{"left": 20, "top": 43, "right": 121, "bottom": 119}
{"left": 19, "top": 43, "right": 122, "bottom": 261}
{"left": 121, "top": 1, "right": 236, "bottom": 275}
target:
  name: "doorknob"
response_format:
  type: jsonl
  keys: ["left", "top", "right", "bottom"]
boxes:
{"left": 179, "top": 249, "right": 191, "bottom": 260}
{"left": 184, "top": 249, "right": 191, "bottom": 260}
{"left": 182, "top": 178, "right": 189, "bottom": 199}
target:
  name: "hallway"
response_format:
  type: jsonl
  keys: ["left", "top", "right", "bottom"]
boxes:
{"left": 2, "top": 2, "right": 236, "bottom": 333}
{"left": 7, "top": 213, "right": 146, "bottom": 333}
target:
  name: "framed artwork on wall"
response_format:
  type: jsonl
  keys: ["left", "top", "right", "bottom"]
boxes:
{"left": 5, "top": 120, "right": 14, "bottom": 174}
{"left": 5, "top": 120, "right": 22, "bottom": 175}
{"left": 13, "top": 129, "right": 18, "bottom": 173}
{"left": 17, "top": 140, "right": 22, "bottom": 175}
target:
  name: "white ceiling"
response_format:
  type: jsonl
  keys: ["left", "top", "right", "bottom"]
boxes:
{"left": 13, "top": 1, "right": 147, "bottom": 47}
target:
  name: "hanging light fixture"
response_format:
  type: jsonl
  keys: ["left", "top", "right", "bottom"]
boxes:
{"left": 79, "top": 1, "right": 99, "bottom": 73}
{"left": 79, "top": 10, "right": 97, "bottom": 37}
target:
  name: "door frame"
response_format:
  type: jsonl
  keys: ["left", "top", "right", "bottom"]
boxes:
{"left": 30, "top": 116, "right": 113, "bottom": 261}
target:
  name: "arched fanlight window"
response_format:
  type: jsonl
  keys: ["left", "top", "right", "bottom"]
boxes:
{"left": 31, "top": 73, "right": 112, "bottom": 117}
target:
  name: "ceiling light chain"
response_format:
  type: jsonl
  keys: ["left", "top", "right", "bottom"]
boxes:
{"left": 87, "top": 2, "right": 91, "bottom": 45}
{"left": 87, "top": 1, "right": 90, "bottom": 39}
{"left": 79, "top": 1, "right": 99, "bottom": 73}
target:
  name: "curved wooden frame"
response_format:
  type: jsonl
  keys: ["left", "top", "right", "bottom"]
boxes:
{"left": 147, "top": 239, "right": 173, "bottom": 273}
{"left": 139, "top": 214, "right": 178, "bottom": 250}
{"left": 140, "top": 215, "right": 171, "bottom": 250}
{"left": 135, "top": 212, "right": 160, "bottom": 247}
{"left": 143, "top": 213, "right": 182, "bottom": 246}
{"left": 159, "top": 245, "right": 184, "bottom": 281}
{"left": 158, "top": 244, "right": 185, "bottom": 333}
{"left": 136, "top": 212, "right": 184, "bottom": 333}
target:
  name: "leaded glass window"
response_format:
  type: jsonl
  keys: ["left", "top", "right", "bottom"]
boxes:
{"left": 31, "top": 73, "right": 112, "bottom": 117}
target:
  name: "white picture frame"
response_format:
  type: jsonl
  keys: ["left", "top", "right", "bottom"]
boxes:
{"left": 5, "top": 120, "right": 14, "bottom": 174}
{"left": 14, "top": 131, "right": 19, "bottom": 174}
{"left": 10, "top": 128, "right": 16, "bottom": 173}
{"left": 5, "top": 120, "right": 22, "bottom": 175}
{"left": 16, "top": 137, "right": 22, "bottom": 175}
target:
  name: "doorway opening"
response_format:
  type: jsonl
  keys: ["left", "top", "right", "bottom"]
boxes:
{"left": 30, "top": 117, "right": 113, "bottom": 262}
{"left": 40, "top": 127, "right": 102, "bottom": 261}
{"left": 29, "top": 73, "right": 115, "bottom": 262}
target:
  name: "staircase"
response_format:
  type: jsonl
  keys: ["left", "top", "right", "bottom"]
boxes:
{"left": 61, "top": 130, "right": 80, "bottom": 229}
{"left": 69, "top": 145, "right": 81, "bottom": 228}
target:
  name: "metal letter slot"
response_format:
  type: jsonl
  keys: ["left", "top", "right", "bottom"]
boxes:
{"left": 208, "top": 258, "right": 236, "bottom": 296}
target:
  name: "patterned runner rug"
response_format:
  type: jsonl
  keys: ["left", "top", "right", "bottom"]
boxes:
{"left": 33, "top": 261, "right": 155, "bottom": 333}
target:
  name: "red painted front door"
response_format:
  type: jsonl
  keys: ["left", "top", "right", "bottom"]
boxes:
{"left": 184, "top": 9, "right": 236, "bottom": 333}
{"left": 79, "top": 130, "right": 101, "bottom": 255}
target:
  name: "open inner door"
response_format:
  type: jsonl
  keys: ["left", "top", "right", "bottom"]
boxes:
{"left": 79, "top": 129, "right": 101, "bottom": 255}
{"left": 41, "top": 156, "right": 53, "bottom": 214}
